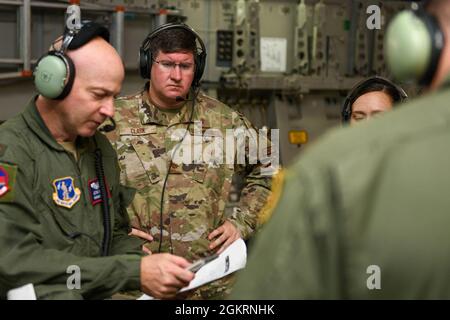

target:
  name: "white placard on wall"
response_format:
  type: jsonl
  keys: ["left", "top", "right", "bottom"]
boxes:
{"left": 260, "top": 37, "right": 287, "bottom": 72}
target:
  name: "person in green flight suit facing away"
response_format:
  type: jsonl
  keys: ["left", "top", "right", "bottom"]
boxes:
{"left": 232, "top": 0, "right": 450, "bottom": 299}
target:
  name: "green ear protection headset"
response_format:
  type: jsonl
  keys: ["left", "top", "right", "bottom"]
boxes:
{"left": 139, "top": 23, "right": 207, "bottom": 88}
{"left": 385, "top": 3, "right": 445, "bottom": 86}
{"left": 33, "top": 22, "right": 110, "bottom": 100}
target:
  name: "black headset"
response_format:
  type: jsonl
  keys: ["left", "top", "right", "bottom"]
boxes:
{"left": 341, "top": 76, "right": 408, "bottom": 123}
{"left": 33, "top": 21, "right": 109, "bottom": 100}
{"left": 139, "top": 23, "right": 207, "bottom": 88}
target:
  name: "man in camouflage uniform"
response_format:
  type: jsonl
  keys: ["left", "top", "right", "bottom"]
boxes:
{"left": 107, "top": 23, "right": 274, "bottom": 299}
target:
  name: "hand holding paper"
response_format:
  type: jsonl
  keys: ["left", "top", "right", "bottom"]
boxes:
{"left": 138, "top": 238, "right": 247, "bottom": 300}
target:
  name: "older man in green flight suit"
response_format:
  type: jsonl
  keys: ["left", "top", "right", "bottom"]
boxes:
{"left": 0, "top": 22, "right": 194, "bottom": 300}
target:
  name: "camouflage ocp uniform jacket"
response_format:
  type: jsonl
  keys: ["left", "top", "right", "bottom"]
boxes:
{"left": 107, "top": 89, "right": 273, "bottom": 298}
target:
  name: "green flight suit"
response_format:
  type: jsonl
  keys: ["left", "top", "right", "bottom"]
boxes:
{"left": 232, "top": 87, "right": 450, "bottom": 299}
{"left": 0, "top": 97, "right": 142, "bottom": 300}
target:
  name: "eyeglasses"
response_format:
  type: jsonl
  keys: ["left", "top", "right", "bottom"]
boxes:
{"left": 153, "top": 59, "right": 195, "bottom": 73}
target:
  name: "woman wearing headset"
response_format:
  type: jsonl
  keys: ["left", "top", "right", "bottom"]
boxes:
{"left": 341, "top": 76, "right": 408, "bottom": 125}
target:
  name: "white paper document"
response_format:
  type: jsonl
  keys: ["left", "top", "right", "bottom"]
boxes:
{"left": 260, "top": 37, "right": 287, "bottom": 72}
{"left": 138, "top": 238, "right": 247, "bottom": 300}
{"left": 7, "top": 283, "right": 37, "bottom": 300}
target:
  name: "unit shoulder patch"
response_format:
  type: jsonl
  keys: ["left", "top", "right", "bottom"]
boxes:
{"left": 0, "top": 162, "right": 17, "bottom": 202}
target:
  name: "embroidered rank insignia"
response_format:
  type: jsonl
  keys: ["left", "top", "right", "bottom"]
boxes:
{"left": 52, "top": 177, "right": 81, "bottom": 209}
{"left": 88, "top": 178, "right": 111, "bottom": 206}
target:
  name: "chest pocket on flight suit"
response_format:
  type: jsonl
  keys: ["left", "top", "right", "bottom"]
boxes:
{"left": 36, "top": 175, "right": 85, "bottom": 253}
{"left": 36, "top": 149, "right": 117, "bottom": 256}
